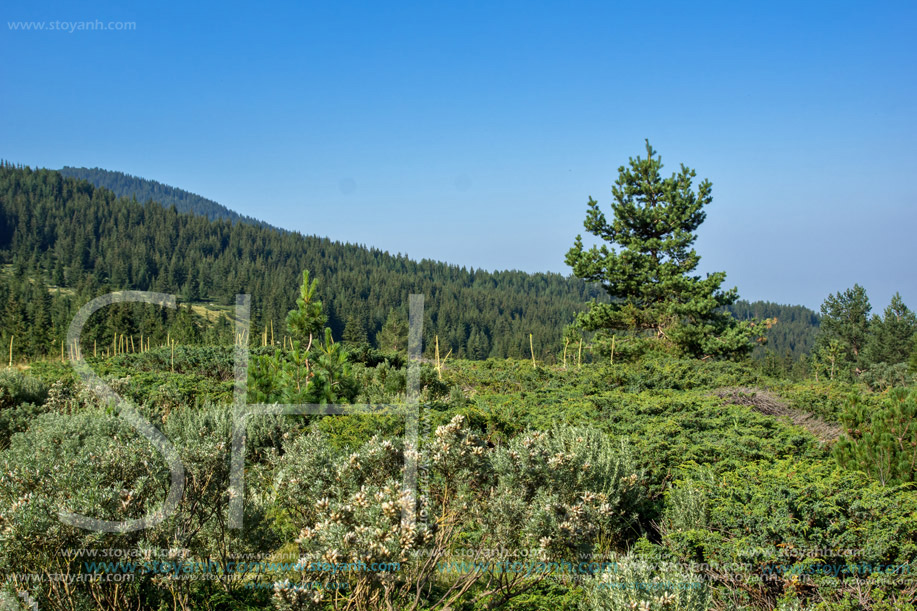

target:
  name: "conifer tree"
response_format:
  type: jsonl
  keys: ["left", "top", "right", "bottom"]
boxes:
{"left": 565, "top": 141, "right": 758, "bottom": 358}
{"left": 910, "top": 338, "right": 917, "bottom": 374}
{"left": 285, "top": 270, "right": 325, "bottom": 344}
{"left": 816, "top": 284, "right": 872, "bottom": 374}
{"left": 376, "top": 309, "right": 408, "bottom": 352}
{"left": 864, "top": 293, "right": 917, "bottom": 366}
{"left": 834, "top": 388, "right": 917, "bottom": 485}
{"left": 343, "top": 312, "right": 370, "bottom": 346}
{"left": 250, "top": 270, "right": 356, "bottom": 404}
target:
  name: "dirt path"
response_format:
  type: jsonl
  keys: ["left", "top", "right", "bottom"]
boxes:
{"left": 714, "top": 387, "right": 843, "bottom": 443}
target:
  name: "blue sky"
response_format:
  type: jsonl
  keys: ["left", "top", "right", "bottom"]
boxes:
{"left": 2, "top": 0, "right": 915, "bottom": 310}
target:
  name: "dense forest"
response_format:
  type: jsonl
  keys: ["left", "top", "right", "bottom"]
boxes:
{"left": 58, "top": 166, "right": 274, "bottom": 228}
{"left": 727, "top": 300, "right": 820, "bottom": 371}
{"left": 1, "top": 163, "right": 606, "bottom": 361}
{"left": 0, "top": 163, "right": 821, "bottom": 366}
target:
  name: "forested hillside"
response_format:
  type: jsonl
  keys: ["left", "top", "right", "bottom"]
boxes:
{"left": 58, "top": 166, "right": 273, "bottom": 227}
{"left": 0, "top": 164, "right": 606, "bottom": 360}
{"left": 727, "top": 300, "right": 820, "bottom": 360}
{"left": 1, "top": 163, "right": 821, "bottom": 365}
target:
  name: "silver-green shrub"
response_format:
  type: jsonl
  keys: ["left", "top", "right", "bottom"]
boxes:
{"left": 583, "top": 551, "right": 711, "bottom": 611}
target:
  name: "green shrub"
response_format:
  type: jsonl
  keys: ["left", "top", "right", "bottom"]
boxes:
{"left": 859, "top": 362, "right": 914, "bottom": 391}
{"left": 659, "top": 459, "right": 917, "bottom": 609}
{"left": 582, "top": 550, "right": 711, "bottom": 611}
{"left": 0, "top": 368, "right": 48, "bottom": 408}
{"left": 834, "top": 387, "right": 917, "bottom": 485}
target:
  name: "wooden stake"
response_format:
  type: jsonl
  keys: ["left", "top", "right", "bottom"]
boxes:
{"left": 435, "top": 335, "right": 441, "bottom": 379}
{"left": 270, "top": 320, "right": 274, "bottom": 346}
{"left": 578, "top": 338, "right": 583, "bottom": 368}
{"left": 529, "top": 333, "right": 536, "bottom": 369}
{"left": 8, "top": 335, "right": 13, "bottom": 366}
{"left": 610, "top": 335, "right": 616, "bottom": 365}
{"left": 171, "top": 339, "right": 175, "bottom": 372}
{"left": 130, "top": 335, "right": 135, "bottom": 353}
{"left": 94, "top": 340, "right": 97, "bottom": 357}
{"left": 563, "top": 338, "right": 569, "bottom": 370}
{"left": 62, "top": 339, "right": 65, "bottom": 361}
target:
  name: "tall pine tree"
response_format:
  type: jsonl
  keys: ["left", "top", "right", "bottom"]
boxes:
{"left": 864, "top": 293, "right": 917, "bottom": 367}
{"left": 565, "top": 141, "right": 758, "bottom": 359}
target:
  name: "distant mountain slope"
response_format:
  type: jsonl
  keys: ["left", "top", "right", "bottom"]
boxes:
{"left": 727, "top": 300, "right": 820, "bottom": 359}
{"left": 1, "top": 164, "right": 605, "bottom": 360}
{"left": 58, "top": 166, "right": 274, "bottom": 228}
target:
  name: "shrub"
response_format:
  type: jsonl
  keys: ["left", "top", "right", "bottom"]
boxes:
{"left": 0, "top": 368, "right": 48, "bottom": 408}
{"left": 659, "top": 459, "right": 917, "bottom": 609}
{"left": 582, "top": 550, "right": 711, "bottom": 611}
{"left": 834, "top": 387, "right": 917, "bottom": 485}
{"left": 859, "top": 362, "right": 914, "bottom": 392}
{"left": 271, "top": 418, "right": 648, "bottom": 610}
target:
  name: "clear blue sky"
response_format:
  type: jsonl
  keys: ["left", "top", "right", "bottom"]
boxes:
{"left": 2, "top": 0, "right": 915, "bottom": 311}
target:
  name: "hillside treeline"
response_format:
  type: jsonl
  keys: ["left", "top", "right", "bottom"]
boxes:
{"left": 58, "top": 166, "right": 271, "bottom": 227}
{"left": 0, "top": 164, "right": 605, "bottom": 360}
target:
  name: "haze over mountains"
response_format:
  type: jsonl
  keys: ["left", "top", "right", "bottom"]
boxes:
{"left": 0, "top": 163, "right": 818, "bottom": 361}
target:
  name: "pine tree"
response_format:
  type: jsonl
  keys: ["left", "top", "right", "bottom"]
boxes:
{"left": 816, "top": 284, "right": 871, "bottom": 374}
{"left": 834, "top": 388, "right": 917, "bottom": 485}
{"left": 171, "top": 303, "right": 202, "bottom": 344}
{"left": 910, "top": 337, "right": 917, "bottom": 374}
{"left": 285, "top": 270, "right": 325, "bottom": 344}
{"left": 564, "top": 141, "right": 757, "bottom": 358}
{"left": 342, "top": 313, "right": 369, "bottom": 346}
{"left": 249, "top": 271, "right": 356, "bottom": 404}
{"left": 864, "top": 293, "right": 917, "bottom": 366}
{"left": 376, "top": 309, "right": 408, "bottom": 352}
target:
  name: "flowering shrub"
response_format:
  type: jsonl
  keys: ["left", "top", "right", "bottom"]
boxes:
{"left": 582, "top": 551, "right": 711, "bottom": 611}
{"left": 487, "top": 427, "right": 646, "bottom": 563}
{"left": 271, "top": 416, "right": 647, "bottom": 610}
{"left": 0, "top": 408, "right": 165, "bottom": 609}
